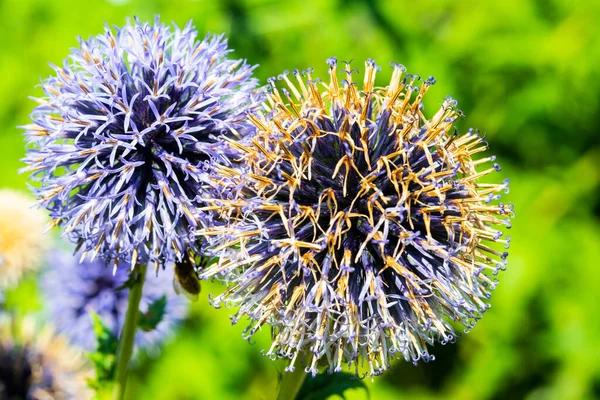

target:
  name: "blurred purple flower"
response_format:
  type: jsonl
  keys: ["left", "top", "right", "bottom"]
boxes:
{"left": 22, "top": 17, "right": 259, "bottom": 270}
{"left": 41, "top": 246, "right": 188, "bottom": 352}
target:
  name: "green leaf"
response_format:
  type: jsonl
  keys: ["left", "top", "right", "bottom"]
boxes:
{"left": 296, "top": 372, "right": 369, "bottom": 400}
{"left": 114, "top": 274, "right": 136, "bottom": 292}
{"left": 114, "top": 267, "right": 146, "bottom": 292}
{"left": 138, "top": 295, "right": 167, "bottom": 332}
{"left": 86, "top": 311, "right": 119, "bottom": 389}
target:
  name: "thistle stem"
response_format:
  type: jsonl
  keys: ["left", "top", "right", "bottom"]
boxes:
{"left": 112, "top": 263, "right": 147, "bottom": 400}
{"left": 277, "top": 357, "right": 307, "bottom": 400}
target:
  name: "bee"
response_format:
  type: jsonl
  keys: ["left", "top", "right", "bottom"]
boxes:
{"left": 173, "top": 253, "right": 204, "bottom": 302}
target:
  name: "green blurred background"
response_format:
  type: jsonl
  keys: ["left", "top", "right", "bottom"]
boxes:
{"left": 1, "top": 0, "right": 599, "bottom": 398}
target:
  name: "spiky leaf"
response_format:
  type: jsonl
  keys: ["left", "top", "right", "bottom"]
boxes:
{"left": 297, "top": 372, "right": 369, "bottom": 400}
{"left": 138, "top": 295, "right": 167, "bottom": 332}
{"left": 86, "top": 311, "right": 118, "bottom": 389}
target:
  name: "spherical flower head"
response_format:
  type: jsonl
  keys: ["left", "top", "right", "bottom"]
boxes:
{"left": 0, "top": 315, "right": 93, "bottom": 399}
{"left": 22, "top": 17, "right": 259, "bottom": 270}
{"left": 40, "top": 245, "right": 188, "bottom": 352}
{"left": 0, "top": 189, "right": 48, "bottom": 291}
{"left": 199, "top": 58, "right": 514, "bottom": 376}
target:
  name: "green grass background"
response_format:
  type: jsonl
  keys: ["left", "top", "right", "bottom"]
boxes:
{"left": 1, "top": 0, "right": 599, "bottom": 399}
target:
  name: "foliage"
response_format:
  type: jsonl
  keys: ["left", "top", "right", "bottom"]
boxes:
{"left": 138, "top": 296, "right": 167, "bottom": 333}
{"left": 87, "top": 312, "right": 118, "bottom": 390}
{"left": 297, "top": 373, "right": 369, "bottom": 400}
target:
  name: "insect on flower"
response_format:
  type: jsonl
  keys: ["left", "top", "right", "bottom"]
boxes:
{"left": 199, "top": 58, "right": 514, "bottom": 377}
{"left": 21, "top": 17, "right": 260, "bottom": 273}
{"left": 173, "top": 252, "right": 203, "bottom": 302}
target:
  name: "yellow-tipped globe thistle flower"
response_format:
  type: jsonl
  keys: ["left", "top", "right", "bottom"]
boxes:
{"left": 199, "top": 58, "right": 513, "bottom": 376}
{"left": 0, "top": 315, "right": 93, "bottom": 399}
{"left": 0, "top": 189, "right": 48, "bottom": 290}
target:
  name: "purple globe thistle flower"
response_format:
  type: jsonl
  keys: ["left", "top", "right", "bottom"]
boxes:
{"left": 199, "top": 58, "right": 514, "bottom": 376}
{"left": 22, "top": 17, "right": 259, "bottom": 271}
{"left": 0, "top": 315, "right": 93, "bottom": 399}
{"left": 40, "top": 245, "right": 188, "bottom": 352}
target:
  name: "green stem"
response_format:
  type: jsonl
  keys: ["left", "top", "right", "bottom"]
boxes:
{"left": 112, "top": 263, "right": 147, "bottom": 400}
{"left": 277, "top": 356, "right": 307, "bottom": 400}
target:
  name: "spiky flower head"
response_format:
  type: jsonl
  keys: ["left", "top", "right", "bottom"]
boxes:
{"left": 0, "top": 189, "right": 48, "bottom": 291}
{"left": 199, "top": 58, "right": 514, "bottom": 376}
{"left": 0, "top": 315, "right": 93, "bottom": 399}
{"left": 22, "top": 17, "right": 259, "bottom": 271}
{"left": 40, "top": 245, "right": 188, "bottom": 351}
